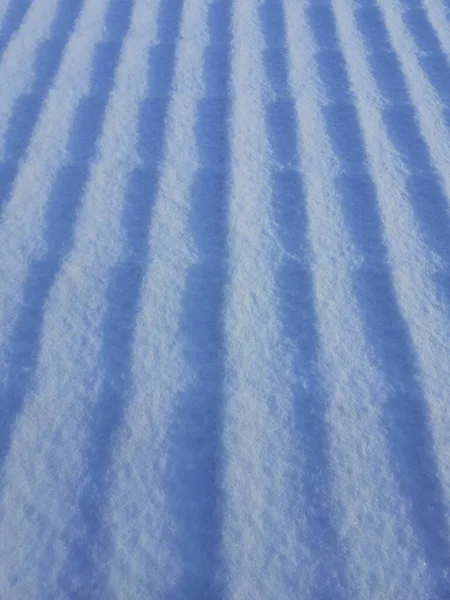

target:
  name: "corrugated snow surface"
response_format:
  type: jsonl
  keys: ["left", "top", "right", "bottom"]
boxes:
{"left": 0, "top": 0, "right": 450, "bottom": 597}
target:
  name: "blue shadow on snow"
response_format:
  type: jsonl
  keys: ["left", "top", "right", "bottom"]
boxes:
{"left": 259, "top": 2, "right": 348, "bottom": 598}
{"left": 0, "top": 0, "right": 134, "bottom": 595}
{"left": 58, "top": 0, "right": 188, "bottom": 597}
{"left": 0, "top": 0, "right": 32, "bottom": 60}
{"left": 0, "top": 0, "right": 84, "bottom": 213}
{"left": 310, "top": 2, "right": 450, "bottom": 595}
{"left": 166, "top": 1, "right": 231, "bottom": 597}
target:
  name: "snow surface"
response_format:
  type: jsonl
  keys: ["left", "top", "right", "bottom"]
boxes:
{"left": 0, "top": 0, "right": 450, "bottom": 597}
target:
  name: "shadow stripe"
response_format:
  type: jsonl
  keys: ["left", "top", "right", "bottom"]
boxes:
{"left": 57, "top": 0, "right": 189, "bottom": 596}
{"left": 259, "top": 1, "right": 348, "bottom": 597}
{"left": 0, "top": 0, "right": 85, "bottom": 213}
{"left": 0, "top": 0, "right": 33, "bottom": 61}
{"left": 309, "top": 1, "right": 450, "bottom": 593}
{"left": 166, "top": 0, "right": 232, "bottom": 596}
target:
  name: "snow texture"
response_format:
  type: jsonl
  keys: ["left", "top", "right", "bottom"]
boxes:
{"left": 0, "top": 0, "right": 450, "bottom": 598}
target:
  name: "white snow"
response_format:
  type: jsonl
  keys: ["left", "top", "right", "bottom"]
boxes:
{"left": 0, "top": 0, "right": 450, "bottom": 598}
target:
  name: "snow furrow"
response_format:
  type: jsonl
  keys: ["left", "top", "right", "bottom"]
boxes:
{"left": 0, "top": 0, "right": 33, "bottom": 60}
{"left": 0, "top": 0, "right": 85, "bottom": 209}
{"left": 332, "top": 0, "right": 450, "bottom": 593}
{"left": 285, "top": 0, "right": 433, "bottom": 597}
{"left": 0, "top": 0, "right": 156, "bottom": 596}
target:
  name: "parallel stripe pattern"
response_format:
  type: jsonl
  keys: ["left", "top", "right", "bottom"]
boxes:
{"left": 0, "top": 0, "right": 449, "bottom": 597}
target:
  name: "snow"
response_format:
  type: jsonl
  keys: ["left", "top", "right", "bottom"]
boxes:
{"left": 0, "top": 0, "right": 450, "bottom": 598}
